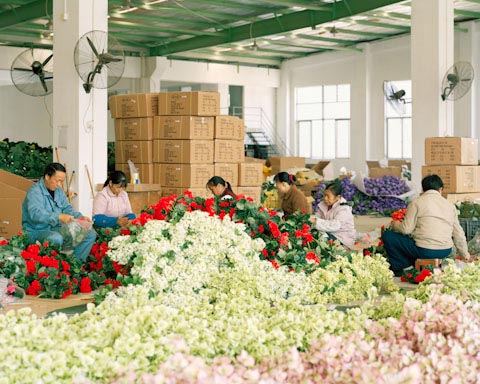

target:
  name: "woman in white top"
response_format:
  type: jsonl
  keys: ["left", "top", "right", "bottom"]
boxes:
{"left": 92, "top": 171, "right": 135, "bottom": 227}
{"left": 311, "top": 180, "right": 356, "bottom": 249}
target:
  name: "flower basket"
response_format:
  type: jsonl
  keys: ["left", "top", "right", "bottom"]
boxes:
{"left": 458, "top": 218, "right": 480, "bottom": 241}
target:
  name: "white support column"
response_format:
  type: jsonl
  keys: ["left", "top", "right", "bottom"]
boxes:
{"left": 411, "top": 0, "right": 454, "bottom": 184}
{"left": 53, "top": 0, "right": 108, "bottom": 216}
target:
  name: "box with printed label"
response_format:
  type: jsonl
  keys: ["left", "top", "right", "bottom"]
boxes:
{"left": 214, "top": 163, "right": 239, "bottom": 186}
{"left": 425, "top": 137, "right": 478, "bottom": 165}
{"left": 115, "top": 118, "right": 154, "bottom": 141}
{"left": 422, "top": 165, "right": 480, "bottom": 194}
{"left": 109, "top": 93, "right": 158, "bottom": 118}
{"left": 269, "top": 157, "right": 306, "bottom": 174}
{"left": 153, "top": 139, "right": 214, "bottom": 164}
{"left": 153, "top": 116, "right": 214, "bottom": 140}
{"left": 160, "top": 164, "right": 214, "bottom": 188}
{"left": 116, "top": 163, "right": 155, "bottom": 184}
{"left": 158, "top": 91, "right": 220, "bottom": 116}
{"left": 214, "top": 115, "right": 244, "bottom": 140}
{"left": 114, "top": 140, "right": 153, "bottom": 164}
{"left": 236, "top": 186, "right": 262, "bottom": 203}
{"left": 214, "top": 140, "right": 245, "bottom": 163}
{"left": 238, "top": 162, "right": 263, "bottom": 186}
{"left": 161, "top": 187, "right": 211, "bottom": 199}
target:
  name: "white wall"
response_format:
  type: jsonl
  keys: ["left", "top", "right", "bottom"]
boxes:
{"left": 279, "top": 20, "right": 480, "bottom": 178}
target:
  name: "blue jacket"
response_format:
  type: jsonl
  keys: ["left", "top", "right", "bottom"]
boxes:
{"left": 22, "top": 178, "right": 83, "bottom": 232}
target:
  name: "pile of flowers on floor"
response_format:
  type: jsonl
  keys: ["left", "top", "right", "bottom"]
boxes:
{"left": 0, "top": 193, "right": 479, "bottom": 383}
{"left": 315, "top": 175, "right": 409, "bottom": 215}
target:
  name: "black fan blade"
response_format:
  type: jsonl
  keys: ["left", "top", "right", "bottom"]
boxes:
{"left": 40, "top": 77, "right": 48, "bottom": 93}
{"left": 42, "top": 53, "right": 53, "bottom": 67}
{"left": 86, "top": 36, "right": 99, "bottom": 58}
{"left": 13, "top": 67, "right": 33, "bottom": 72}
{"left": 99, "top": 53, "right": 123, "bottom": 64}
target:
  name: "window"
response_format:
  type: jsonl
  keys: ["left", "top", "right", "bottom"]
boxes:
{"left": 385, "top": 80, "right": 412, "bottom": 159}
{"left": 295, "top": 84, "right": 350, "bottom": 159}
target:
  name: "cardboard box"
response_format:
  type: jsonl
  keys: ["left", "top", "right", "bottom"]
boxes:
{"left": 446, "top": 193, "right": 480, "bottom": 204}
{"left": 153, "top": 163, "right": 161, "bottom": 184}
{"left": 160, "top": 164, "right": 214, "bottom": 188}
{"left": 214, "top": 163, "right": 239, "bottom": 187}
{"left": 269, "top": 157, "right": 306, "bottom": 174}
{"left": 214, "top": 140, "right": 245, "bottom": 163}
{"left": 425, "top": 137, "right": 478, "bottom": 165}
{"left": 115, "top": 140, "right": 153, "bottom": 164}
{"left": 0, "top": 170, "right": 34, "bottom": 239}
{"left": 236, "top": 186, "right": 262, "bottom": 203}
{"left": 125, "top": 184, "right": 162, "bottom": 214}
{"left": 422, "top": 165, "right": 480, "bottom": 194}
{"left": 114, "top": 118, "right": 154, "bottom": 141}
{"left": 389, "top": 159, "right": 411, "bottom": 170}
{"left": 311, "top": 161, "right": 334, "bottom": 180}
{"left": 245, "top": 157, "right": 266, "bottom": 164}
{"left": 153, "top": 116, "right": 214, "bottom": 140}
{"left": 161, "top": 187, "right": 211, "bottom": 199}
{"left": 214, "top": 115, "right": 245, "bottom": 140}
{"left": 153, "top": 139, "right": 214, "bottom": 164}
{"left": 116, "top": 163, "right": 155, "bottom": 184}
{"left": 238, "top": 162, "right": 263, "bottom": 186}
{"left": 369, "top": 166, "right": 402, "bottom": 178}
{"left": 158, "top": 91, "right": 220, "bottom": 116}
{"left": 296, "top": 180, "right": 321, "bottom": 197}
{"left": 109, "top": 93, "right": 158, "bottom": 118}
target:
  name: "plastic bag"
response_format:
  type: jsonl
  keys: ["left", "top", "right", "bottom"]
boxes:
{"left": 467, "top": 230, "right": 480, "bottom": 258}
{"left": 59, "top": 219, "right": 93, "bottom": 249}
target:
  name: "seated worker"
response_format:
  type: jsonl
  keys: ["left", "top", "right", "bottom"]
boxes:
{"left": 274, "top": 172, "right": 309, "bottom": 219}
{"left": 22, "top": 162, "right": 96, "bottom": 263}
{"left": 92, "top": 170, "right": 135, "bottom": 228}
{"left": 207, "top": 176, "right": 236, "bottom": 200}
{"left": 383, "top": 174, "right": 470, "bottom": 276}
{"left": 310, "top": 181, "right": 355, "bottom": 249}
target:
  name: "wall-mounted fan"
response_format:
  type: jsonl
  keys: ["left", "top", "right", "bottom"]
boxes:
{"left": 73, "top": 30, "right": 125, "bottom": 94}
{"left": 441, "top": 61, "right": 474, "bottom": 101}
{"left": 384, "top": 81, "right": 406, "bottom": 116}
{"left": 10, "top": 48, "right": 53, "bottom": 96}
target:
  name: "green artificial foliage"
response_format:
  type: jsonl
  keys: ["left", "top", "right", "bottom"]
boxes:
{"left": 0, "top": 139, "right": 52, "bottom": 179}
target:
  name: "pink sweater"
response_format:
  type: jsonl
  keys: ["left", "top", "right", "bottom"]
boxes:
{"left": 93, "top": 187, "right": 133, "bottom": 218}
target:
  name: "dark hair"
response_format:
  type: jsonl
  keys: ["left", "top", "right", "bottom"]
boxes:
{"left": 207, "top": 176, "right": 235, "bottom": 194}
{"left": 422, "top": 174, "right": 444, "bottom": 192}
{"left": 44, "top": 162, "right": 66, "bottom": 177}
{"left": 104, "top": 170, "right": 127, "bottom": 188}
{"left": 325, "top": 181, "right": 342, "bottom": 197}
{"left": 274, "top": 172, "right": 296, "bottom": 185}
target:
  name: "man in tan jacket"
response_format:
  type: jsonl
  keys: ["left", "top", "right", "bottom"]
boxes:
{"left": 383, "top": 174, "right": 470, "bottom": 276}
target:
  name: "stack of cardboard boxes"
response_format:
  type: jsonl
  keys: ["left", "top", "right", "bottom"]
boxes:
{"left": 422, "top": 137, "right": 480, "bottom": 201}
{"left": 110, "top": 91, "right": 264, "bottom": 203}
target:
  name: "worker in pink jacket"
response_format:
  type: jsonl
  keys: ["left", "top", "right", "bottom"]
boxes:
{"left": 311, "top": 180, "right": 356, "bottom": 249}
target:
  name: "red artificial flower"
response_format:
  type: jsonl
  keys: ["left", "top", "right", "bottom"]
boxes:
{"left": 328, "top": 239, "right": 335, "bottom": 245}
{"left": 51, "top": 250, "right": 58, "bottom": 256}
{"left": 303, "top": 233, "right": 314, "bottom": 243}
{"left": 279, "top": 233, "right": 289, "bottom": 246}
{"left": 105, "top": 229, "right": 111, "bottom": 235}
{"left": 270, "top": 260, "right": 280, "bottom": 269}
{"left": 25, "top": 280, "right": 42, "bottom": 296}
{"left": 62, "top": 288, "right": 73, "bottom": 299}
{"left": 0, "top": 239, "right": 8, "bottom": 246}
{"left": 363, "top": 249, "right": 372, "bottom": 256}
{"left": 25, "top": 260, "right": 37, "bottom": 276}
{"left": 414, "top": 269, "right": 432, "bottom": 283}
{"left": 17, "top": 231, "right": 23, "bottom": 236}
{"left": 261, "top": 249, "right": 268, "bottom": 258}
{"left": 80, "top": 277, "right": 92, "bottom": 293}
{"left": 120, "top": 228, "right": 131, "bottom": 236}
{"left": 61, "top": 261, "right": 70, "bottom": 272}
{"left": 38, "top": 271, "right": 49, "bottom": 279}
{"left": 295, "top": 230, "right": 303, "bottom": 238}
{"left": 105, "top": 279, "right": 122, "bottom": 289}
{"left": 218, "top": 210, "right": 226, "bottom": 220}
{"left": 43, "top": 241, "right": 49, "bottom": 248}
{"left": 258, "top": 225, "right": 264, "bottom": 234}
{"left": 400, "top": 276, "right": 408, "bottom": 282}
{"left": 305, "top": 252, "right": 320, "bottom": 264}
{"left": 268, "top": 221, "right": 281, "bottom": 239}
{"left": 246, "top": 197, "right": 253, "bottom": 202}
{"left": 228, "top": 208, "right": 236, "bottom": 219}
{"left": 377, "top": 240, "right": 384, "bottom": 247}
{"left": 183, "top": 190, "right": 194, "bottom": 199}
{"left": 219, "top": 201, "right": 230, "bottom": 208}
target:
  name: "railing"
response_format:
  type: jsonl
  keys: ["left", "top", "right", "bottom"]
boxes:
{"left": 221, "top": 106, "right": 292, "bottom": 156}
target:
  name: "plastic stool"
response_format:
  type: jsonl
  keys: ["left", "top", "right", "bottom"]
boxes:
{"left": 415, "top": 258, "right": 442, "bottom": 271}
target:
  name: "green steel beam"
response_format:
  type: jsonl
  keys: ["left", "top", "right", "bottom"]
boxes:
{"left": 367, "top": 11, "right": 411, "bottom": 20}
{"left": 165, "top": 54, "right": 280, "bottom": 68}
{"left": 239, "top": 47, "right": 307, "bottom": 56}
{"left": 264, "top": 38, "right": 362, "bottom": 52}
{"left": 0, "top": 0, "right": 52, "bottom": 30}
{"left": 332, "top": 27, "right": 393, "bottom": 38}
{"left": 111, "top": 12, "right": 214, "bottom": 29}
{"left": 195, "top": 48, "right": 283, "bottom": 61}
{"left": 455, "top": 9, "right": 480, "bottom": 18}
{"left": 181, "top": 0, "right": 283, "bottom": 14}
{"left": 110, "top": 31, "right": 171, "bottom": 44}
{"left": 354, "top": 19, "right": 410, "bottom": 31}
{"left": 109, "top": 20, "right": 222, "bottom": 37}
{"left": 255, "top": 0, "right": 329, "bottom": 11}
{"left": 460, "top": 0, "right": 480, "bottom": 4}
{"left": 0, "top": 0, "right": 31, "bottom": 4}
{"left": 150, "top": 0, "right": 404, "bottom": 55}
{"left": 296, "top": 33, "right": 357, "bottom": 45}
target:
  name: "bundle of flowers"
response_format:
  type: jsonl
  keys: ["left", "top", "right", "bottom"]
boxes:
{"left": 314, "top": 176, "right": 409, "bottom": 216}
{"left": 0, "top": 228, "right": 130, "bottom": 299}
{"left": 110, "top": 293, "right": 480, "bottom": 384}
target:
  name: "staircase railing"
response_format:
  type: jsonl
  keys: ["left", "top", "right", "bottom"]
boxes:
{"left": 221, "top": 106, "right": 292, "bottom": 157}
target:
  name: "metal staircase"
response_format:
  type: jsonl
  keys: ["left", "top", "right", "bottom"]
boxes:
{"left": 225, "top": 106, "right": 292, "bottom": 159}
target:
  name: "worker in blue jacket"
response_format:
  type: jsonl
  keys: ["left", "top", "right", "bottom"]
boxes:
{"left": 22, "top": 162, "right": 96, "bottom": 262}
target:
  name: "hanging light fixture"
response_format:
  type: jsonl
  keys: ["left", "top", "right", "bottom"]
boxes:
{"left": 40, "top": 19, "right": 53, "bottom": 39}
